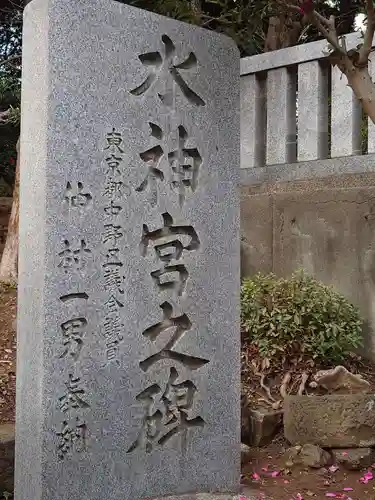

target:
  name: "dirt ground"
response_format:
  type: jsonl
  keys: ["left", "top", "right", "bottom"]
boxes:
{"left": 242, "top": 438, "right": 375, "bottom": 499}
{"left": 0, "top": 284, "right": 16, "bottom": 424}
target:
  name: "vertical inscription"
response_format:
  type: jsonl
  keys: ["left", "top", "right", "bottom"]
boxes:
{"left": 128, "top": 35, "right": 208, "bottom": 453}
{"left": 101, "top": 129, "right": 126, "bottom": 363}
{"left": 56, "top": 182, "right": 93, "bottom": 458}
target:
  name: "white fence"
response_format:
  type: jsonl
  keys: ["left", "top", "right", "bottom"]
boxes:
{"left": 240, "top": 32, "right": 375, "bottom": 169}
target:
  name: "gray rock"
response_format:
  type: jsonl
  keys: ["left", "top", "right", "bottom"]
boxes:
{"left": 284, "top": 394, "right": 375, "bottom": 447}
{"left": 299, "top": 444, "right": 332, "bottom": 469}
{"left": 17, "top": 1, "right": 240, "bottom": 500}
{"left": 313, "top": 366, "right": 370, "bottom": 394}
{"left": 282, "top": 444, "right": 331, "bottom": 469}
{"left": 241, "top": 443, "right": 252, "bottom": 465}
{"left": 242, "top": 405, "right": 283, "bottom": 447}
{"left": 331, "top": 448, "right": 375, "bottom": 470}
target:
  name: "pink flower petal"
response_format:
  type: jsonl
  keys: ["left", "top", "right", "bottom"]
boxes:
{"left": 252, "top": 473, "right": 260, "bottom": 481}
{"left": 296, "top": 494, "right": 304, "bottom": 500}
{"left": 271, "top": 470, "right": 280, "bottom": 477}
{"left": 343, "top": 488, "right": 353, "bottom": 492}
{"left": 343, "top": 452, "right": 348, "bottom": 456}
{"left": 325, "top": 494, "right": 337, "bottom": 498}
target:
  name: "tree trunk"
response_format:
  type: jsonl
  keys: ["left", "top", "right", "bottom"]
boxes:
{"left": 264, "top": 15, "right": 303, "bottom": 52}
{"left": 0, "top": 137, "right": 19, "bottom": 283}
{"left": 345, "top": 67, "right": 375, "bottom": 125}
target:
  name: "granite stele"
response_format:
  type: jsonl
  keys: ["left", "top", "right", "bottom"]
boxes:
{"left": 16, "top": 0, "right": 240, "bottom": 499}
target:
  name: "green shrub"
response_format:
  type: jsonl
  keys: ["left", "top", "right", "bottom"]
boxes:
{"left": 241, "top": 271, "right": 363, "bottom": 366}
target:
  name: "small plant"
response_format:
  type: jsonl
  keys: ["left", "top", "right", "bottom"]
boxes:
{"left": 241, "top": 271, "right": 363, "bottom": 367}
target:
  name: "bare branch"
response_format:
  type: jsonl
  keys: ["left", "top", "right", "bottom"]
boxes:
{"left": 297, "top": 372, "right": 309, "bottom": 396}
{"left": 280, "top": 371, "right": 291, "bottom": 399}
{"left": 309, "top": 12, "right": 345, "bottom": 54}
{"left": 358, "top": 0, "right": 375, "bottom": 65}
{"left": 0, "top": 54, "right": 21, "bottom": 68}
{"left": 279, "top": 0, "right": 346, "bottom": 55}
{"left": 313, "top": 11, "right": 333, "bottom": 29}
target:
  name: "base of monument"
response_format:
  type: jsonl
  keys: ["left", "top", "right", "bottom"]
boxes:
{"left": 147, "top": 489, "right": 258, "bottom": 500}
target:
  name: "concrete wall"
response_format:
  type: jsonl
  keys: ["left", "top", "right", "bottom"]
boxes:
{"left": 239, "top": 33, "right": 375, "bottom": 359}
{"left": 240, "top": 167, "right": 375, "bottom": 358}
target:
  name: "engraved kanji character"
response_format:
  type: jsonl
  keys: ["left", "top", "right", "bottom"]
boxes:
{"left": 60, "top": 317, "right": 87, "bottom": 361}
{"left": 104, "top": 128, "right": 124, "bottom": 153}
{"left": 135, "top": 123, "right": 165, "bottom": 208}
{"left": 59, "top": 292, "right": 89, "bottom": 303}
{"left": 106, "top": 338, "right": 122, "bottom": 362}
{"left": 139, "top": 301, "right": 209, "bottom": 372}
{"left": 59, "top": 373, "right": 90, "bottom": 413}
{"left": 159, "top": 367, "right": 204, "bottom": 445}
{"left": 140, "top": 212, "right": 200, "bottom": 296}
{"left": 130, "top": 35, "right": 205, "bottom": 107}
{"left": 102, "top": 248, "right": 123, "bottom": 268}
{"left": 127, "top": 367, "right": 204, "bottom": 454}
{"left": 56, "top": 417, "right": 87, "bottom": 459}
{"left": 104, "top": 314, "right": 123, "bottom": 340}
{"left": 126, "top": 384, "right": 163, "bottom": 453}
{"left": 102, "top": 224, "right": 123, "bottom": 246}
{"left": 168, "top": 125, "right": 202, "bottom": 207}
{"left": 105, "top": 154, "right": 122, "bottom": 176}
{"left": 141, "top": 212, "right": 199, "bottom": 256}
{"left": 103, "top": 178, "right": 125, "bottom": 199}
{"left": 104, "top": 295, "right": 124, "bottom": 313}
{"left": 64, "top": 182, "right": 92, "bottom": 208}
{"left": 58, "top": 239, "right": 92, "bottom": 272}
{"left": 104, "top": 266, "right": 124, "bottom": 294}
{"left": 104, "top": 199, "right": 123, "bottom": 216}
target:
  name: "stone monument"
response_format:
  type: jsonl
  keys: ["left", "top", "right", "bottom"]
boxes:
{"left": 16, "top": 0, "right": 240, "bottom": 499}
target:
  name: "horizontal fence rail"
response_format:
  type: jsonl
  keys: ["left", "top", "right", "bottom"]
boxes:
{"left": 240, "top": 32, "right": 375, "bottom": 169}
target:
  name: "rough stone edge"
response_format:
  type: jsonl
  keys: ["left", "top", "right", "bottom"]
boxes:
{"left": 240, "top": 153, "right": 375, "bottom": 186}
{"left": 240, "top": 32, "right": 361, "bottom": 75}
{"left": 15, "top": 0, "right": 49, "bottom": 499}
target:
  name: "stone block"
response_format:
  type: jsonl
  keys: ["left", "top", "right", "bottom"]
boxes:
{"left": 282, "top": 444, "right": 332, "bottom": 469}
{"left": 284, "top": 394, "right": 375, "bottom": 448}
{"left": 331, "top": 448, "right": 375, "bottom": 470}
{"left": 17, "top": 1, "right": 240, "bottom": 499}
{"left": 243, "top": 407, "right": 282, "bottom": 447}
